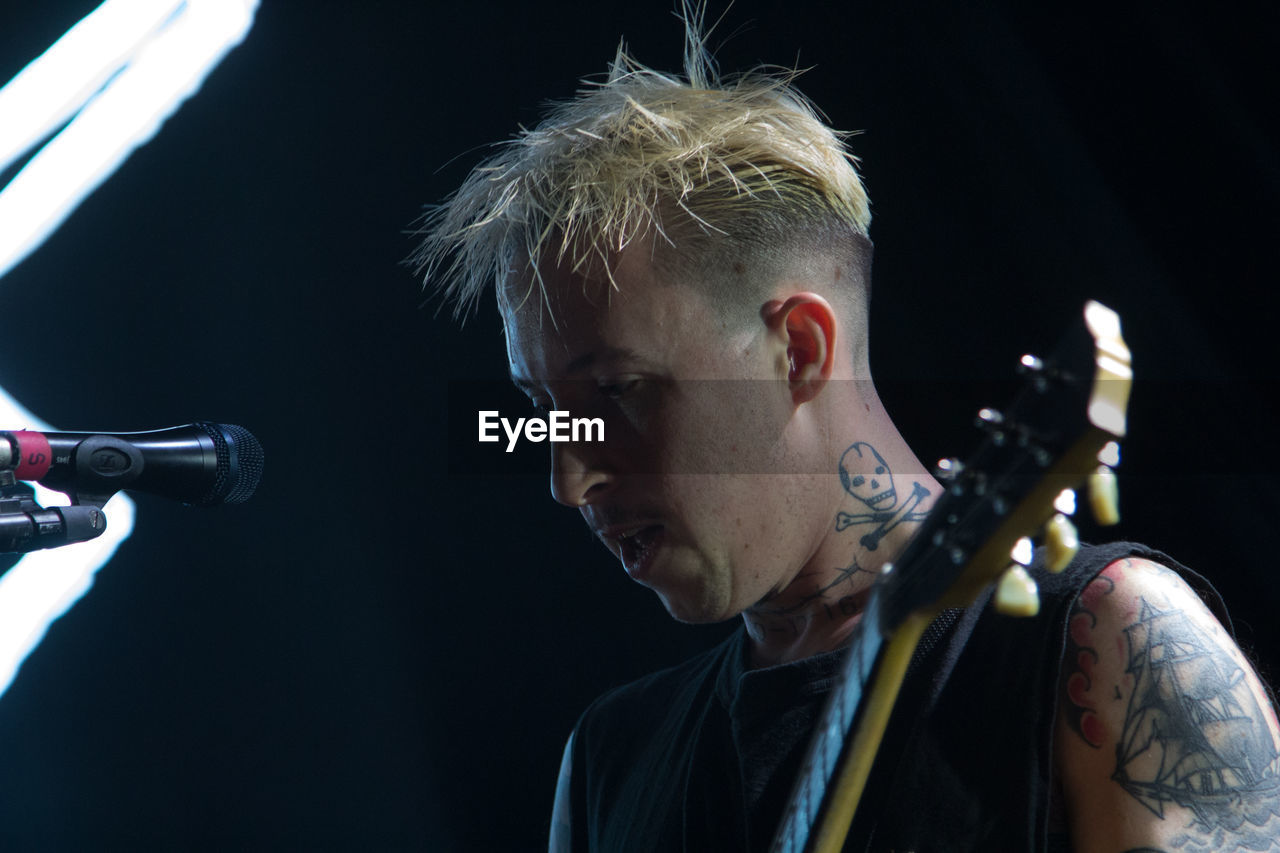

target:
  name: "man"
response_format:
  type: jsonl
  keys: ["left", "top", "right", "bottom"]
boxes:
{"left": 414, "top": 20, "right": 1280, "bottom": 853}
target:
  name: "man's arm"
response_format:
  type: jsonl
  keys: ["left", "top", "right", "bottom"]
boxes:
{"left": 549, "top": 731, "right": 574, "bottom": 853}
{"left": 1056, "top": 556, "right": 1280, "bottom": 852}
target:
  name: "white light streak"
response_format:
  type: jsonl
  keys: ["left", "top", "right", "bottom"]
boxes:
{"left": 0, "top": 0, "right": 260, "bottom": 280}
{"left": 0, "top": 0, "right": 177, "bottom": 175}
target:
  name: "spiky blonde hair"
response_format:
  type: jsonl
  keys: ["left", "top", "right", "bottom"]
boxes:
{"left": 411, "top": 14, "right": 872, "bottom": 319}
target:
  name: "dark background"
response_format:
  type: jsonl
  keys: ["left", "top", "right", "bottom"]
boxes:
{"left": 0, "top": 0, "right": 1276, "bottom": 849}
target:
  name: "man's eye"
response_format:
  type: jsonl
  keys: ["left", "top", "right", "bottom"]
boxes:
{"left": 597, "top": 377, "right": 640, "bottom": 399}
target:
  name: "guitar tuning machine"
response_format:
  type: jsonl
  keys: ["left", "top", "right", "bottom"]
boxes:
{"left": 1085, "top": 443, "right": 1121, "bottom": 525}
{"left": 975, "top": 407, "right": 1004, "bottom": 430}
{"left": 1088, "top": 464, "right": 1120, "bottom": 526}
{"left": 978, "top": 407, "right": 1052, "bottom": 467}
{"left": 977, "top": 408, "right": 1004, "bottom": 425}
{"left": 975, "top": 408, "right": 1007, "bottom": 447}
{"left": 1017, "top": 354, "right": 1049, "bottom": 393}
{"left": 1098, "top": 441, "right": 1121, "bottom": 468}
{"left": 995, "top": 511, "right": 1082, "bottom": 615}
{"left": 995, "top": 537, "right": 1040, "bottom": 616}
{"left": 1045, "top": 513, "right": 1079, "bottom": 572}
{"left": 1017, "top": 353, "right": 1074, "bottom": 393}
{"left": 936, "top": 457, "right": 980, "bottom": 499}
{"left": 977, "top": 407, "right": 1041, "bottom": 452}
{"left": 1053, "top": 488, "right": 1077, "bottom": 516}
{"left": 934, "top": 457, "right": 964, "bottom": 482}
{"left": 995, "top": 563, "right": 1040, "bottom": 617}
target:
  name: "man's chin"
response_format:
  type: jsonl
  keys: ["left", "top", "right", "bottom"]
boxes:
{"left": 653, "top": 585, "right": 740, "bottom": 625}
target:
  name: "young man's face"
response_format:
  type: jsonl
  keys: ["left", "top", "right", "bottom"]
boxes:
{"left": 501, "top": 245, "right": 836, "bottom": 623}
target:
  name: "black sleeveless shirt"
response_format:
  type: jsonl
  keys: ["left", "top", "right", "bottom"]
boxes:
{"left": 565, "top": 542, "right": 1227, "bottom": 852}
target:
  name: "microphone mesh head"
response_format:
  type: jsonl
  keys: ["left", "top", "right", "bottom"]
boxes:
{"left": 197, "top": 422, "right": 264, "bottom": 505}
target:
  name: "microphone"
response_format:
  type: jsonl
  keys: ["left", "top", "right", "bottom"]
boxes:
{"left": 0, "top": 422, "right": 264, "bottom": 507}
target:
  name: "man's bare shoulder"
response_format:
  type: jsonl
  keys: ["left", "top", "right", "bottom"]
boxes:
{"left": 1056, "top": 555, "right": 1280, "bottom": 852}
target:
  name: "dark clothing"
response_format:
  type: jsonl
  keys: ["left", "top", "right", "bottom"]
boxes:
{"left": 566, "top": 542, "right": 1225, "bottom": 852}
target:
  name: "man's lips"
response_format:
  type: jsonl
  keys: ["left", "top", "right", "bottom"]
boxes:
{"left": 595, "top": 523, "right": 665, "bottom": 577}
{"left": 595, "top": 522, "right": 663, "bottom": 550}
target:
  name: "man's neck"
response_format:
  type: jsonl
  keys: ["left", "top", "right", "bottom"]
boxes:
{"left": 740, "top": 536, "right": 900, "bottom": 668}
{"left": 741, "top": 441, "right": 941, "bottom": 669}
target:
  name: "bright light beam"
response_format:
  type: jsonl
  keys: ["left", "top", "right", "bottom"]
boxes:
{"left": 0, "top": 0, "right": 177, "bottom": 175}
{"left": 0, "top": 0, "right": 258, "bottom": 699}
{"left": 0, "top": 0, "right": 260, "bottom": 280}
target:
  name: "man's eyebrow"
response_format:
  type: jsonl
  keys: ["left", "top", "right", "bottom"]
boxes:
{"left": 509, "top": 347, "right": 641, "bottom": 389}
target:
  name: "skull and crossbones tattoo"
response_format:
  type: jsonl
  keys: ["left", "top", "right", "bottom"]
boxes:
{"left": 835, "top": 442, "right": 931, "bottom": 551}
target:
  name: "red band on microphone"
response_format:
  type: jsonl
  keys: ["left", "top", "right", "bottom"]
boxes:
{"left": 12, "top": 431, "right": 52, "bottom": 480}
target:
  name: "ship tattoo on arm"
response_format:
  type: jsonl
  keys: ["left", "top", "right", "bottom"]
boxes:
{"left": 1112, "top": 591, "right": 1280, "bottom": 850}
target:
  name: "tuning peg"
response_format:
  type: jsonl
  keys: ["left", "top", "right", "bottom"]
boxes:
{"left": 1010, "top": 536, "right": 1034, "bottom": 566}
{"left": 1044, "top": 513, "right": 1079, "bottom": 573}
{"left": 995, "top": 564, "right": 1040, "bottom": 617}
{"left": 1053, "top": 488, "right": 1077, "bottom": 516}
{"left": 1098, "top": 441, "right": 1121, "bottom": 468}
{"left": 976, "top": 408, "right": 1004, "bottom": 428}
{"left": 975, "top": 408, "right": 1007, "bottom": 446}
{"left": 1017, "top": 354, "right": 1051, "bottom": 391}
{"left": 934, "top": 457, "right": 964, "bottom": 482}
{"left": 1088, "top": 465, "right": 1120, "bottom": 526}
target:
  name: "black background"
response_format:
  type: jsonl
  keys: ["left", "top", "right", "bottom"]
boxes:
{"left": 0, "top": 1, "right": 1277, "bottom": 849}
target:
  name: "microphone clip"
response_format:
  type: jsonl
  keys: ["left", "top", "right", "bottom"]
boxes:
{"left": 0, "top": 471, "right": 108, "bottom": 554}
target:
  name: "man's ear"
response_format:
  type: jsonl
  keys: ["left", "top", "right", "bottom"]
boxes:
{"left": 761, "top": 293, "right": 837, "bottom": 404}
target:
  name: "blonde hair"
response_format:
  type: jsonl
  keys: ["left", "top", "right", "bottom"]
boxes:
{"left": 411, "top": 13, "right": 872, "bottom": 319}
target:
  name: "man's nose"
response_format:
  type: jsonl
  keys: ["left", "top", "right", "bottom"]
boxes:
{"left": 550, "top": 441, "right": 612, "bottom": 507}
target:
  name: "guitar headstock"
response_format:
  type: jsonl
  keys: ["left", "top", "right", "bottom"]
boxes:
{"left": 769, "top": 302, "right": 1133, "bottom": 853}
{"left": 880, "top": 301, "right": 1132, "bottom": 627}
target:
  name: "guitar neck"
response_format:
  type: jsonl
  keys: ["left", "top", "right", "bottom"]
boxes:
{"left": 768, "top": 588, "right": 932, "bottom": 853}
